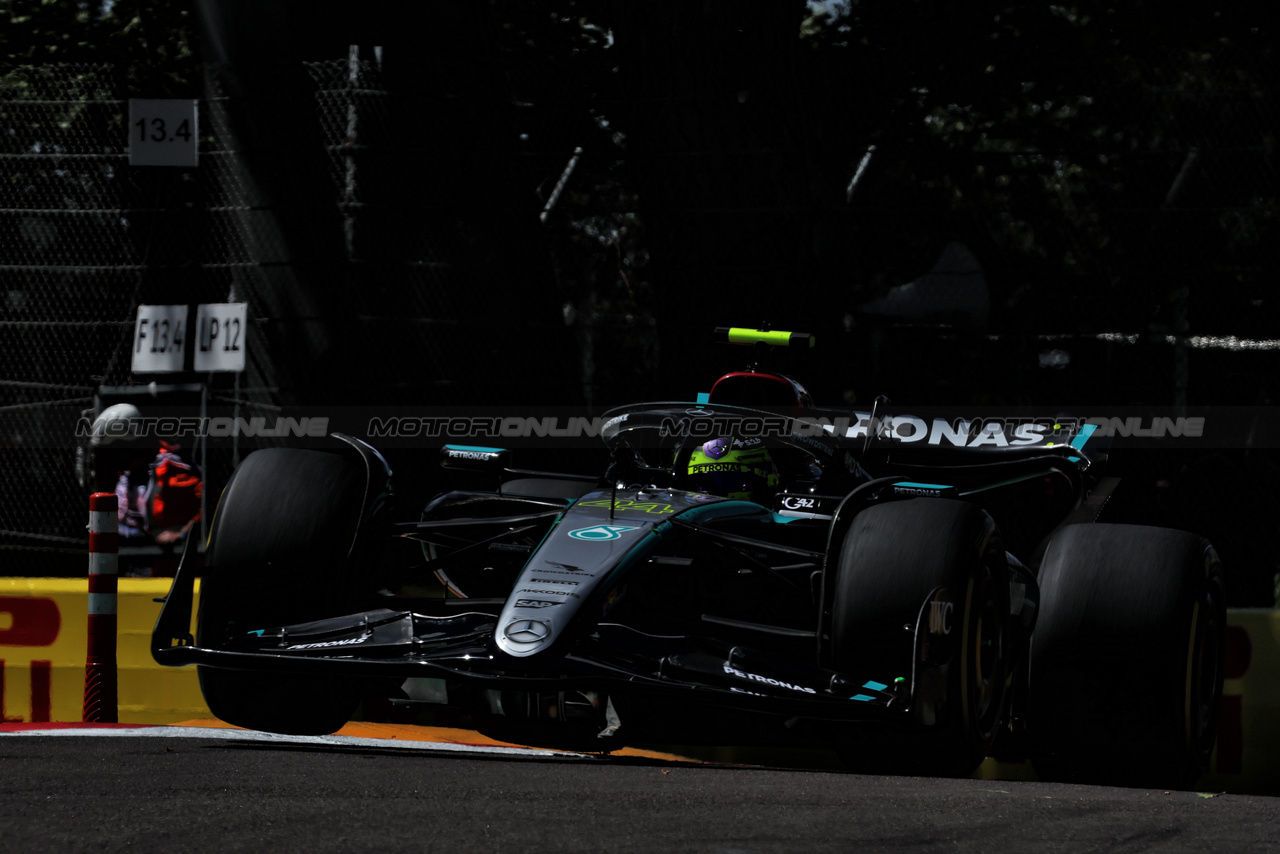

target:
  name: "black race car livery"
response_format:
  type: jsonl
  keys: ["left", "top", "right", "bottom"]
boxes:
{"left": 154, "top": 327, "right": 1225, "bottom": 787}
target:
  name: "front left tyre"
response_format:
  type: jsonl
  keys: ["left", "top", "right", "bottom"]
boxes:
{"left": 197, "top": 448, "right": 374, "bottom": 735}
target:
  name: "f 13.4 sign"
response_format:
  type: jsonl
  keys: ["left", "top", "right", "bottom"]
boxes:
{"left": 132, "top": 304, "right": 188, "bottom": 373}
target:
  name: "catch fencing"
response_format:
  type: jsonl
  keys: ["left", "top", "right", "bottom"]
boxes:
{"left": 0, "top": 36, "right": 1275, "bottom": 594}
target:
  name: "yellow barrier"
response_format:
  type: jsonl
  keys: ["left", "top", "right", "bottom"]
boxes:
{"left": 1200, "top": 609, "right": 1280, "bottom": 794}
{"left": 2, "top": 578, "right": 1277, "bottom": 792}
{"left": 0, "top": 578, "right": 209, "bottom": 724}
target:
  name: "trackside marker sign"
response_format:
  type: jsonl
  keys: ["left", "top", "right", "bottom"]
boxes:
{"left": 194, "top": 303, "right": 246, "bottom": 373}
{"left": 128, "top": 99, "right": 198, "bottom": 167}
{"left": 133, "top": 305, "right": 188, "bottom": 373}
{"left": 131, "top": 303, "right": 246, "bottom": 374}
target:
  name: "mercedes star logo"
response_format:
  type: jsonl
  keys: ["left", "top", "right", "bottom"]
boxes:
{"left": 504, "top": 619, "right": 551, "bottom": 644}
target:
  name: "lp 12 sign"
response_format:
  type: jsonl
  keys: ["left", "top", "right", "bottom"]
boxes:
{"left": 195, "top": 303, "right": 247, "bottom": 373}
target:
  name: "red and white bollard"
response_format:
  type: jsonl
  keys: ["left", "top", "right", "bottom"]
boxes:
{"left": 84, "top": 492, "right": 118, "bottom": 723}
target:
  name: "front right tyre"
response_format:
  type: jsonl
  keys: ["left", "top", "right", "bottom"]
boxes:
{"left": 830, "top": 498, "right": 1011, "bottom": 777}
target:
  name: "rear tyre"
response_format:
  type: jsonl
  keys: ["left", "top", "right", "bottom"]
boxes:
{"left": 1029, "top": 523, "right": 1225, "bottom": 789}
{"left": 831, "top": 499, "right": 1010, "bottom": 777}
{"left": 197, "top": 448, "right": 372, "bottom": 735}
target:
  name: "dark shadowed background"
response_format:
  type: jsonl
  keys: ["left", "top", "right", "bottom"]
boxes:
{"left": 1, "top": 1, "right": 1275, "bottom": 600}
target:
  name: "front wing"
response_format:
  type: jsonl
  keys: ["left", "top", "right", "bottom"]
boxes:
{"left": 154, "top": 580, "right": 948, "bottom": 727}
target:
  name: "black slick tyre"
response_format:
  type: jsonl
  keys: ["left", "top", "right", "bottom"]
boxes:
{"left": 197, "top": 448, "right": 371, "bottom": 735}
{"left": 1029, "top": 523, "right": 1225, "bottom": 789}
{"left": 831, "top": 498, "right": 1010, "bottom": 777}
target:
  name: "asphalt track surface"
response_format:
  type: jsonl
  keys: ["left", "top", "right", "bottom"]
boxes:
{"left": 3, "top": 724, "right": 1278, "bottom": 853}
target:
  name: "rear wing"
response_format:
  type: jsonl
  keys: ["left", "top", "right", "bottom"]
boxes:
{"left": 714, "top": 327, "right": 815, "bottom": 349}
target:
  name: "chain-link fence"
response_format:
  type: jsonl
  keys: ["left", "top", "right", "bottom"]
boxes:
{"left": 2, "top": 64, "right": 150, "bottom": 569}
{"left": 0, "top": 52, "right": 578, "bottom": 574}
{"left": 0, "top": 59, "right": 454, "bottom": 571}
{"left": 586, "top": 28, "right": 1278, "bottom": 408}
{"left": 1, "top": 17, "right": 1275, "bottom": 594}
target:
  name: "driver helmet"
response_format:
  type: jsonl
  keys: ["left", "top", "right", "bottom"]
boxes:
{"left": 686, "top": 436, "right": 780, "bottom": 503}
{"left": 90, "top": 403, "right": 141, "bottom": 447}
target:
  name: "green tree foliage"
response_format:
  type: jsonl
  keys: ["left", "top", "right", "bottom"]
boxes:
{"left": 2, "top": 0, "right": 1272, "bottom": 390}
{"left": 1, "top": 0, "right": 198, "bottom": 93}
{"left": 811, "top": 2, "right": 1275, "bottom": 334}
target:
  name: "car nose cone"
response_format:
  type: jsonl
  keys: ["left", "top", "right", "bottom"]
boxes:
{"left": 504, "top": 619, "right": 551, "bottom": 645}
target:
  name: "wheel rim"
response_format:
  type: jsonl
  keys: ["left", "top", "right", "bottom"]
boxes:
{"left": 963, "top": 565, "right": 1006, "bottom": 741}
{"left": 1186, "top": 576, "right": 1224, "bottom": 760}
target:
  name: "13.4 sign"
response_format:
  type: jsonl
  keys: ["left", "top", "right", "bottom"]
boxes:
{"left": 128, "top": 99, "right": 198, "bottom": 167}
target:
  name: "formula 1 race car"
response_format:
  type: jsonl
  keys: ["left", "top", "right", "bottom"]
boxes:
{"left": 153, "top": 327, "right": 1225, "bottom": 788}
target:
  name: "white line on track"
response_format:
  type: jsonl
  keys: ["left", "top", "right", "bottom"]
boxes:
{"left": 0, "top": 725, "right": 594, "bottom": 759}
